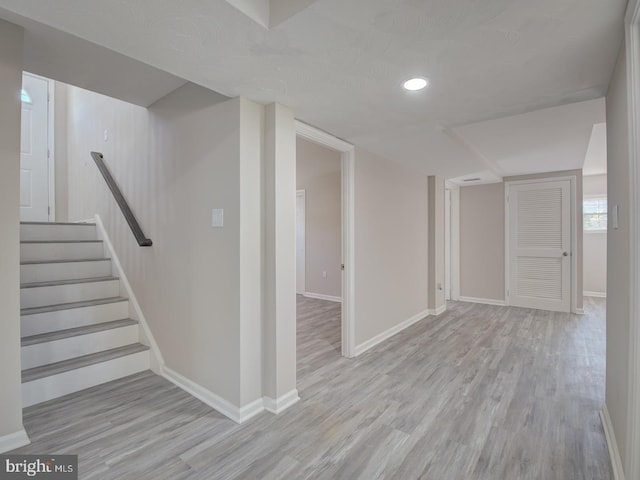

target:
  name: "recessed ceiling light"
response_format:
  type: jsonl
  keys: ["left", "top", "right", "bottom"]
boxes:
{"left": 403, "top": 78, "right": 429, "bottom": 91}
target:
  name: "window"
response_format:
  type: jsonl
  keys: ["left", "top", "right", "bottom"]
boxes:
{"left": 20, "top": 89, "right": 32, "bottom": 104}
{"left": 584, "top": 196, "right": 607, "bottom": 231}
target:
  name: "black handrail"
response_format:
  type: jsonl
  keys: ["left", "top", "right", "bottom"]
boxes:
{"left": 90, "top": 152, "right": 152, "bottom": 247}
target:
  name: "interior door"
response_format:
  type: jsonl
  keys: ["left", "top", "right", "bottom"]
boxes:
{"left": 20, "top": 73, "right": 50, "bottom": 222}
{"left": 507, "top": 180, "right": 571, "bottom": 312}
{"left": 296, "top": 191, "right": 306, "bottom": 294}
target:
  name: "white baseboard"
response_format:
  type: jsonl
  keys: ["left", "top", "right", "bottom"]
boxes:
{"left": 94, "top": 215, "right": 164, "bottom": 373}
{"left": 428, "top": 304, "right": 447, "bottom": 316}
{"left": 584, "top": 291, "right": 607, "bottom": 298}
{"left": 303, "top": 292, "right": 342, "bottom": 303}
{"left": 459, "top": 296, "right": 506, "bottom": 306}
{"left": 354, "top": 308, "right": 430, "bottom": 356}
{"left": 263, "top": 389, "right": 300, "bottom": 414}
{"left": 161, "top": 366, "right": 264, "bottom": 424}
{"left": 601, "top": 406, "right": 625, "bottom": 480}
{"left": 0, "top": 429, "right": 30, "bottom": 454}
{"left": 574, "top": 308, "right": 585, "bottom": 315}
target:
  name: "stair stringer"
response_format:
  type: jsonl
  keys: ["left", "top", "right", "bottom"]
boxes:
{"left": 93, "top": 214, "right": 164, "bottom": 372}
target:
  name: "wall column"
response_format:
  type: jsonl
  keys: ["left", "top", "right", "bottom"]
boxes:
{"left": 428, "top": 176, "right": 446, "bottom": 314}
{"left": 262, "top": 103, "right": 299, "bottom": 412}
{"left": 0, "top": 19, "right": 29, "bottom": 452}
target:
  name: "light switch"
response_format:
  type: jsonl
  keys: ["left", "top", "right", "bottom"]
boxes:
{"left": 212, "top": 209, "right": 224, "bottom": 228}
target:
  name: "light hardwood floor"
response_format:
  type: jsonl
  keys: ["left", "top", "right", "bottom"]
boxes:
{"left": 11, "top": 296, "right": 612, "bottom": 479}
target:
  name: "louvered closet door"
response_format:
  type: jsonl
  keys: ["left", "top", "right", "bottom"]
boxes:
{"left": 508, "top": 180, "right": 571, "bottom": 312}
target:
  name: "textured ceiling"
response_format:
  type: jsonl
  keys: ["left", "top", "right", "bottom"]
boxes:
{"left": 0, "top": 0, "right": 626, "bottom": 178}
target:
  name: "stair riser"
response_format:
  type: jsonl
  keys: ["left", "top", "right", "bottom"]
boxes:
{"left": 22, "top": 351, "right": 150, "bottom": 407}
{"left": 21, "top": 280, "right": 121, "bottom": 309}
{"left": 22, "top": 325, "right": 139, "bottom": 369}
{"left": 21, "top": 224, "right": 97, "bottom": 242}
{"left": 21, "top": 243, "right": 104, "bottom": 262}
{"left": 21, "top": 261, "right": 112, "bottom": 283}
{"left": 21, "top": 301, "right": 129, "bottom": 336}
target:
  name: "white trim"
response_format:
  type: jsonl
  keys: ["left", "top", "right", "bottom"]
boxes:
{"left": 46, "top": 77, "right": 55, "bottom": 222}
{"left": 445, "top": 188, "right": 451, "bottom": 301}
{"left": 446, "top": 183, "right": 461, "bottom": 301}
{"left": 263, "top": 389, "right": 300, "bottom": 414}
{"left": 93, "top": 214, "right": 164, "bottom": 372}
{"left": 584, "top": 291, "right": 607, "bottom": 298}
{"left": 303, "top": 292, "right": 342, "bottom": 303}
{"left": 0, "top": 429, "right": 30, "bottom": 454}
{"left": 458, "top": 296, "right": 506, "bottom": 307}
{"left": 504, "top": 176, "right": 578, "bottom": 313}
{"left": 429, "top": 304, "right": 447, "bottom": 316}
{"left": 625, "top": 0, "right": 640, "bottom": 476}
{"left": 296, "top": 190, "right": 306, "bottom": 295}
{"left": 295, "top": 120, "right": 353, "bottom": 152}
{"left": 601, "top": 406, "right": 626, "bottom": 480}
{"left": 353, "top": 309, "right": 430, "bottom": 356}
{"left": 295, "top": 120, "right": 356, "bottom": 358}
{"left": 162, "top": 366, "right": 264, "bottom": 424}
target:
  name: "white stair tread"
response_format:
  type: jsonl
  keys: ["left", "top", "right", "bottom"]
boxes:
{"left": 22, "top": 319, "right": 138, "bottom": 346}
{"left": 21, "top": 258, "right": 110, "bottom": 265}
{"left": 20, "top": 221, "right": 96, "bottom": 226}
{"left": 21, "top": 240, "right": 103, "bottom": 244}
{"left": 21, "top": 276, "right": 119, "bottom": 289}
{"left": 21, "top": 296, "right": 129, "bottom": 315}
{"left": 22, "top": 344, "right": 149, "bottom": 383}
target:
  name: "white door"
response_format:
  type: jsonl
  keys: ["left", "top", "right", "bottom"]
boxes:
{"left": 296, "top": 190, "right": 306, "bottom": 294}
{"left": 20, "top": 73, "right": 50, "bottom": 222}
{"left": 507, "top": 180, "right": 571, "bottom": 312}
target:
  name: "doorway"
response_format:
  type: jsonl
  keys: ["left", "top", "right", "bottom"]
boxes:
{"left": 294, "top": 121, "right": 355, "bottom": 358}
{"left": 20, "top": 72, "right": 54, "bottom": 222}
{"left": 295, "top": 136, "right": 343, "bottom": 375}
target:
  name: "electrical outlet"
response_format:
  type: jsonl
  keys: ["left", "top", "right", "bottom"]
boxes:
{"left": 322, "top": 271, "right": 327, "bottom": 279}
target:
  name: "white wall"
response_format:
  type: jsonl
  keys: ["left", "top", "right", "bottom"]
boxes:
{"left": 605, "top": 43, "right": 631, "bottom": 471}
{"left": 54, "top": 81, "right": 68, "bottom": 222}
{"left": 65, "top": 83, "right": 263, "bottom": 410}
{"left": 353, "top": 147, "right": 430, "bottom": 346}
{"left": 0, "top": 18, "right": 27, "bottom": 450}
{"left": 296, "top": 137, "right": 341, "bottom": 299}
{"left": 583, "top": 174, "right": 607, "bottom": 296}
{"left": 459, "top": 183, "right": 505, "bottom": 301}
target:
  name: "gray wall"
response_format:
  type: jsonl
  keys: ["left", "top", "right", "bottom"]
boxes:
{"left": 583, "top": 174, "right": 607, "bottom": 295}
{"left": 0, "top": 19, "right": 26, "bottom": 446}
{"left": 64, "top": 83, "right": 263, "bottom": 409}
{"left": 605, "top": 44, "right": 631, "bottom": 469}
{"left": 460, "top": 183, "right": 505, "bottom": 301}
{"left": 353, "top": 147, "right": 430, "bottom": 346}
{"left": 296, "top": 137, "right": 342, "bottom": 299}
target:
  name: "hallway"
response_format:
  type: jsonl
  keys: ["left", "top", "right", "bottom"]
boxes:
{"left": 12, "top": 298, "right": 611, "bottom": 479}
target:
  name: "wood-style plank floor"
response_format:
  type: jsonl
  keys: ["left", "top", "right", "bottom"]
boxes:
{"left": 12, "top": 296, "right": 612, "bottom": 479}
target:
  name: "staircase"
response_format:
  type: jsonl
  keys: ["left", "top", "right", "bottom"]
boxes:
{"left": 20, "top": 221, "right": 150, "bottom": 407}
